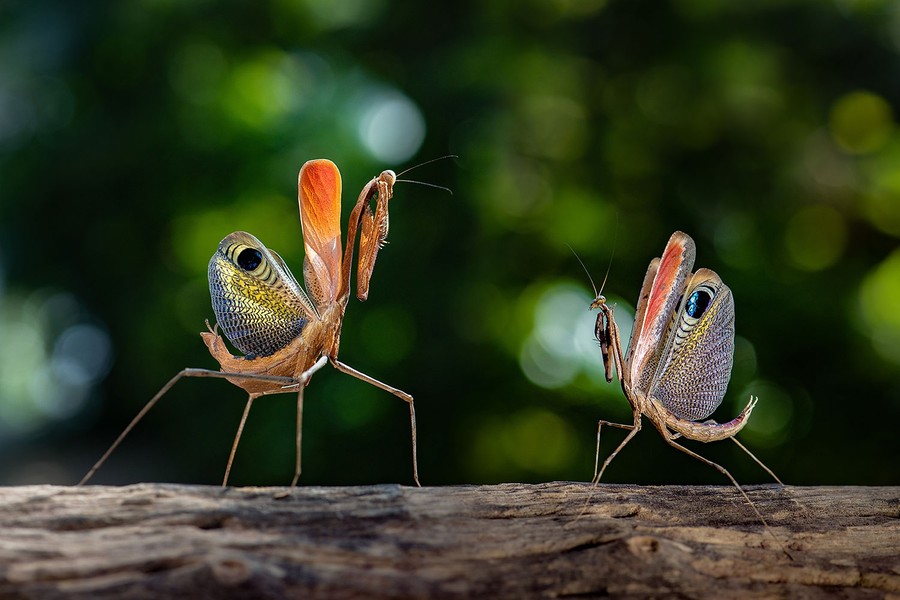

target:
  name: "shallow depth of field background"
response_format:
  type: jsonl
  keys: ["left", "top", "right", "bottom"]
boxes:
{"left": 1, "top": 0, "right": 898, "bottom": 487}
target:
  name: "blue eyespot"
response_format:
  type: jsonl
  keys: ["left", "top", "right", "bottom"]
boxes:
{"left": 686, "top": 290, "right": 711, "bottom": 318}
{"left": 237, "top": 248, "right": 262, "bottom": 271}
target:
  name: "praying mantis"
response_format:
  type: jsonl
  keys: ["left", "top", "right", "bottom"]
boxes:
{"left": 585, "top": 231, "right": 790, "bottom": 557}
{"left": 80, "top": 159, "right": 419, "bottom": 488}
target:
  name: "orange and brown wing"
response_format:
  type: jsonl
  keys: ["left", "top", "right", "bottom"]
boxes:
{"left": 298, "top": 159, "right": 343, "bottom": 310}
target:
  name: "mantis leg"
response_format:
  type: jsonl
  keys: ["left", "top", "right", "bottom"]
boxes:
{"left": 593, "top": 419, "right": 639, "bottom": 483}
{"left": 578, "top": 413, "right": 641, "bottom": 521}
{"left": 329, "top": 358, "right": 419, "bottom": 487}
{"left": 79, "top": 368, "right": 300, "bottom": 486}
{"left": 661, "top": 434, "right": 791, "bottom": 559}
{"left": 593, "top": 415, "right": 642, "bottom": 484}
{"left": 221, "top": 356, "right": 329, "bottom": 488}
{"left": 222, "top": 394, "right": 256, "bottom": 488}
{"left": 291, "top": 389, "right": 304, "bottom": 488}
{"left": 730, "top": 436, "right": 783, "bottom": 485}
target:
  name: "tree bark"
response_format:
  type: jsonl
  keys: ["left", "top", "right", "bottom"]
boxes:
{"left": 0, "top": 483, "right": 896, "bottom": 599}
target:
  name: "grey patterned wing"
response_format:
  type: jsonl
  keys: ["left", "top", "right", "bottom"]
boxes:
{"left": 649, "top": 269, "right": 735, "bottom": 421}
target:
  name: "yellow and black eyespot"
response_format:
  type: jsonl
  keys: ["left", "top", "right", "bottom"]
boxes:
{"left": 222, "top": 241, "right": 283, "bottom": 287}
{"left": 225, "top": 242, "right": 264, "bottom": 273}
{"left": 237, "top": 247, "right": 262, "bottom": 271}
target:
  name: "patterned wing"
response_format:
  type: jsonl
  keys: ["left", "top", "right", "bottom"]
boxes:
{"left": 649, "top": 268, "right": 735, "bottom": 421}
{"left": 208, "top": 231, "right": 318, "bottom": 357}
{"left": 625, "top": 231, "right": 696, "bottom": 395}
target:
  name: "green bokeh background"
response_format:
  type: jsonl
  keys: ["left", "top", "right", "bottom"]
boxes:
{"left": 1, "top": 0, "right": 898, "bottom": 487}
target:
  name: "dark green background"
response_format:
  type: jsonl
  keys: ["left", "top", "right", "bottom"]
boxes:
{"left": 1, "top": 0, "right": 898, "bottom": 488}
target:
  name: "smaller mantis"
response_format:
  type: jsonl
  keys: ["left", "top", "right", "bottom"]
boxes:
{"left": 586, "top": 231, "right": 789, "bottom": 557}
{"left": 80, "top": 159, "right": 419, "bottom": 488}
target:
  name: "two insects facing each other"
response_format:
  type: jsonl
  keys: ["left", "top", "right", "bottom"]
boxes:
{"left": 80, "top": 161, "right": 780, "bottom": 530}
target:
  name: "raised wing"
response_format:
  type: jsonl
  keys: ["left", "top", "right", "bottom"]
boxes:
{"left": 298, "top": 159, "right": 343, "bottom": 310}
{"left": 625, "top": 231, "right": 696, "bottom": 394}
{"left": 649, "top": 268, "right": 735, "bottom": 421}
{"left": 209, "top": 231, "right": 317, "bottom": 357}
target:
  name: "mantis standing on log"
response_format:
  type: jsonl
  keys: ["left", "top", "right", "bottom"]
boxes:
{"left": 81, "top": 159, "right": 420, "bottom": 488}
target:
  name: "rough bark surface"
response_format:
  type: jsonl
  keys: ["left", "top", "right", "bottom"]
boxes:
{"left": 0, "top": 483, "right": 897, "bottom": 599}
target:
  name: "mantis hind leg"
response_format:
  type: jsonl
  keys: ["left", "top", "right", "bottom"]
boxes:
{"left": 79, "top": 368, "right": 300, "bottom": 486}
{"left": 730, "top": 436, "right": 783, "bottom": 485}
{"left": 661, "top": 434, "right": 791, "bottom": 559}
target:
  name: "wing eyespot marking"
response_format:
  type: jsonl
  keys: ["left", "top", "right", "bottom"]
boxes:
{"left": 237, "top": 247, "right": 262, "bottom": 271}
{"left": 686, "top": 289, "right": 711, "bottom": 319}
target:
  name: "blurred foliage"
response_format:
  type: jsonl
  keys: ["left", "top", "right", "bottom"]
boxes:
{"left": 0, "top": 0, "right": 898, "bottom": 488}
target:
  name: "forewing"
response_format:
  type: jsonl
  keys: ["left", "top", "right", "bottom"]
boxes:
{"left": 209, "top": 231, "right": 318, "bottom": 357}
{"left": 650, "top": 268, "right": 735, "bottom": 421}
{"left": 298, "top": 159, "right": 343, "bottom": 310}
{"left": 626, "top": 231, "right": 696, "bottom": 394}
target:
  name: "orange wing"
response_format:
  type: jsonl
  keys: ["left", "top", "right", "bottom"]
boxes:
{"left": 298, "top": 159, "right": 343, "bottom": 309}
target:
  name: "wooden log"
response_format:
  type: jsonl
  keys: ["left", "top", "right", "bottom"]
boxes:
{"left": 0, "top": 483, "right": 897, "bottom": 598}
